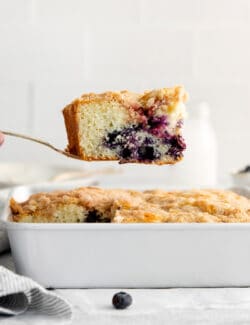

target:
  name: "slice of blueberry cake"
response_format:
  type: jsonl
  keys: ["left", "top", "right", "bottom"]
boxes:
{"left": 63, "top": 86, "right": 188, "bottom": 164}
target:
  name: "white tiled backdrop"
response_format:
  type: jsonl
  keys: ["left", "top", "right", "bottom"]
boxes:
{"left": 0, "top": 0, "right": 250, "bottom": 182}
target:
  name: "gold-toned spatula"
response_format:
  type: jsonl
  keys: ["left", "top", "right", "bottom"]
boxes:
{"left": 0, "top": 130, "right": 82, "bottom": 161}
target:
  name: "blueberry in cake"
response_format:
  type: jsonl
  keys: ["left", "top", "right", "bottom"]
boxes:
{"left": 63, "top": 86, "right": 188, "bottom": 164}
{"left": 10, "top": 187, "right": 250, "bottom": 223}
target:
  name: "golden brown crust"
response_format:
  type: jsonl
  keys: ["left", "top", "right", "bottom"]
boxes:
{"left": 71, "top": 86, "right": 188, "bottom": 107}
{"left": 63, "top": 101, "right": 82, "bottom": 156}
{"left": 10, "top": 188, "right": 250, "bottom": 223}
{"left": 114, "top": 189, "right": 250, "bottom": 223}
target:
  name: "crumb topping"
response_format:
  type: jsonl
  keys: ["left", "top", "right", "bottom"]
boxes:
{"left": 64, "top": 86, "right": 188, "bottom": 112}
{"left": 10, "top": 188, "right": 250, "bottom": 223}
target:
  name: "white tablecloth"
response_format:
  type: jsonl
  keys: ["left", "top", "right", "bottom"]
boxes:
{"left": 1, "top": 254, "right": 250, "bottom": 325}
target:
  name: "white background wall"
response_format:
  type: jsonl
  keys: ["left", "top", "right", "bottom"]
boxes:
{"left": 0, "top": 0, "right": 249, "bottom": 182}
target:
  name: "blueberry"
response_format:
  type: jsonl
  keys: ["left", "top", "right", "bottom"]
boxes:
{"left": 162, "top": 131, "right": 172, "bottom": 144}
{"left": 112, "top": 292, "right": 132, "bottom": 310}
{"left": 148, "top": 116, "right": 167, "bottom": 128}
{"left": 138, "top": 146, "right": 160, "bottom": 161}
{"left": 168, "top": 135, "right": 186, "bottom": 159}
{"left": 172, "top": 135, "right": 186, "bottom": 150}
{"left": 144, "top": 137, "right": 154, "bottom": 145}
{"left": 148, "top": 116, "right": 168, "bottom": 136}
{"left": 106, "top": 130, "right": 119, "bottom": 143}
{"left": 120, "top": 148, "right": 133, "bottom": 159}
{"left": 85, "top": 210, "right": 110, "bottom": 223}
{"left": 85, "top": 210, "right": 102, "bottom": 222}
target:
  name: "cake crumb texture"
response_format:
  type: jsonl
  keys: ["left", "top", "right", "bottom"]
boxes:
{"left": 63, "top": 86, "right": 188, "bottom": 164}
{"left": 10, "top": 187, "right": 250, "bottom": 223}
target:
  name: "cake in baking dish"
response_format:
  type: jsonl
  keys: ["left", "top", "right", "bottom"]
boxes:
{"left": 10, "top": 187, "right": 250, "bottom": 223}
{"left": 63, "top": 86, "right": 188, "bottom": 164}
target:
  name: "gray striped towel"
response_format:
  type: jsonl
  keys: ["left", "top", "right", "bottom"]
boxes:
{"left": 0, "top": 266, "right": 72, "bottom": 318}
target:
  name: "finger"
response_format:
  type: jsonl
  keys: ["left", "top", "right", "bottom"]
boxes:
{"left": 0, "top": 132, "right": 4, "bottom": 146}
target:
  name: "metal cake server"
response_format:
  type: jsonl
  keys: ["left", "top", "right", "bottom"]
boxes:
{"left": 0, "top": 130, "right": 81, "bottom": 161}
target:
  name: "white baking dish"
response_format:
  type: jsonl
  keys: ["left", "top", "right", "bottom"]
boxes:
{"left": 2, "top": 184, "right": 250, "bottom": 288}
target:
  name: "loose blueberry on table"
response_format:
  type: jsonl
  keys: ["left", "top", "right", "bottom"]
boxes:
{"left": 112, "top": 292, "right": 133, "bottom": 309}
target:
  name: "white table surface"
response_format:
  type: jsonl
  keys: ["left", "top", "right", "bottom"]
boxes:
{"left": 2, "top": 254, "right": 250, "bottom": 325}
